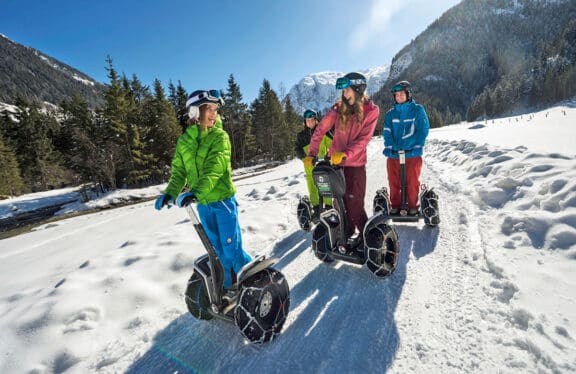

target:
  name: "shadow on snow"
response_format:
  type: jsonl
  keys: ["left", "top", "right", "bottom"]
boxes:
{"left": 126, "top": 223, "right": 438, "bottom": 373}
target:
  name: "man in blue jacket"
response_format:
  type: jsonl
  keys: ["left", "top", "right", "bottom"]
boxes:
{"left": 383, "top": 80, "right": 430, "bottom": 215}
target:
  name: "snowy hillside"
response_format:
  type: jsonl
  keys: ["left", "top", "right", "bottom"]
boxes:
{"left": 0, "top": 103, "right": 575, "bottom": 373}
{"left": 0, "top": 34, "right": 103, "bottom": 108}
{"left": 288, "top": 65, "right": 389, "bottom": 115}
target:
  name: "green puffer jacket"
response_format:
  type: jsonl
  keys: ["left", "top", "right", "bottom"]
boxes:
{"left": 164, "top": 118, "right": 235, "bottom": 205}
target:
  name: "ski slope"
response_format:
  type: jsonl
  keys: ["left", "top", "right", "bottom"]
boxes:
{"left": 0, "top": 104, "right": 575, "bottom": 373}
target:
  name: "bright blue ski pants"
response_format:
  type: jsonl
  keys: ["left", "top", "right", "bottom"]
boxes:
{"left": 197, "top": 196, "right": 252, "bottom": 289}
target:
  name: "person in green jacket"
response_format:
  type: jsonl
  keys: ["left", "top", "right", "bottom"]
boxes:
{"left": 294, "top": 109, "right": 333, "bottom": 221}
{"left": 155, "top": 89, "right": 251, "bottom": 290}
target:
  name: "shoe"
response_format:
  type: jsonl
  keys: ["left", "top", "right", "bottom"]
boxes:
{"left": 389, "top": 208, "right": 399, "bottom": 215}
{"left": 409, "top": 209, "right": 419, "bottom": 216}
{"left": 346, "top": 234, "right": 361, "bottom": 248}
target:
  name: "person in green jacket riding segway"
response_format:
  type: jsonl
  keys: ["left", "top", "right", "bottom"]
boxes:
{"left": 295, "top": 109, "right": 333, "bottom": 230}
{"left": 154, "top": 89, "right": 252, "bottom": 290}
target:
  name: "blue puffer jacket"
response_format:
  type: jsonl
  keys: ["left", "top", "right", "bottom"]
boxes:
{"left": 382, "top": 99, "right": 430, "bottom": 159}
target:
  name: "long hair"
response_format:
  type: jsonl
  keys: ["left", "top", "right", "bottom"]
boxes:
{"left": 198, "top": 105, "right": 210, "bottom": 132}
{"left": 337, "top": 91, "right": 369, "bottom": 130}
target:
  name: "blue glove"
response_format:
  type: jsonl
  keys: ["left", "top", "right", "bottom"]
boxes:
{"left": 176, "top": 192, "right": 197, "bottom": 207}
{"left": 384, "top": 148, "right": 392, "bottom": 158}
{"left": 155, "top": 194, "right": 174, "bottom": 211}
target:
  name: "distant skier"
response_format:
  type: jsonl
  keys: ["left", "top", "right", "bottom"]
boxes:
{"left": 382, "top": 80, "right": 430, "bottom": 215}
{"left": 154, "top": 89, "right": 252, "bottom": 290}
{"left": 295, "top": 109, "right": 333, "bottom": 221}
{"left": 304, "top": 72, "right": 379, "bottom": 241}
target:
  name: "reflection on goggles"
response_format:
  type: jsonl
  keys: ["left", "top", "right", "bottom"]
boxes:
{"left": 186, "top": 89, "right": 224, "bottom": 107}
{"left": 335, "top": 77, "right": 367, "bottom": 89}
{"left": 303, "top": 109, "right": 317, "bottom": 119}
{"left": 391, "top": 84, "right": 406, "bottom": 93}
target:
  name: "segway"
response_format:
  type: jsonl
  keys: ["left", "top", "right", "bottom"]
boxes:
{"left": 374, "top": 150, "right": 440, "bottom": 227}
{"left": 310, "top": 158, "right": 400, "bottom": 278}
{"left": 181, "top": 200, "right": 290, "bottom": 344}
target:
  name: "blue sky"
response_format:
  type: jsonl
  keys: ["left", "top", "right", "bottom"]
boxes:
{"left": 1, "top": 0, "right": 460, "bottom": 103}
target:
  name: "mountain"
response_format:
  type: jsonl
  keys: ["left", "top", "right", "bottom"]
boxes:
{"left": 0, "top": 34, "right": 104, "bottom": 108}
{"left": 287, "top": 65, "right": 389, "bottom": 115}
{"left": 373, "top": 0, "right": 576, "bottom": 124}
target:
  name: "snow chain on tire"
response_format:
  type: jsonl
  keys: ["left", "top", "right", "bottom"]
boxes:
{"left": 297, "top": 196, "right": 312, "bottom": 231}
{"left": 420, "top": 188, "right": 440, "bottom": 227}
{"left": 364, "top": 224, "right": 400, "bottom": 278}
{"left": 373, "top": 187, "right": 391, "bottom": 216}
{"left": 185, "top": 272, "right": 213, "bottom": 320}
{"left": 311, "top": 223, "right": 334, "bottom": 262}
{"left": 234, "top": 268, "right": 290, "bottom": 344}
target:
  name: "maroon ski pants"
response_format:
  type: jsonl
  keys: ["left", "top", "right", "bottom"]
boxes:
{"left": 342, "top": 166, "right": 368, "bottom": 235}
{"left": 386, "top": 156, "right": 423, "bottom": 210}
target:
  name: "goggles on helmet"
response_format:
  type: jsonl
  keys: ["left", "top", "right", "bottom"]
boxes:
{"left": 391, "top": 83, "right": 409, "bottom": 93}
{"left": 186, "top": 89, "right": 224, "bottom": 108}
{"left": 335, "top": 77, "right": 367, "bottom": 90}
{"left": 303, "top": 109, "right": 318, "bottom": 119}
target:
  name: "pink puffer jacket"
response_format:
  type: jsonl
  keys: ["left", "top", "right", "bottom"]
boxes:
{"left": 307, "top": 100, "right": 379, "bottom": 167}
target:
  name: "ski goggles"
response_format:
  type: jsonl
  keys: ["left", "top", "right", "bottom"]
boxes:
{"left": 391, "top": 83, "right": 408, "bottom": 93}
{"left": 303, "top": 109, "right": 318, "bottom": 119}
{"left": 186, "top": 89, "right": 224, "bottom": 108}
{"left": 335, "top": 77, "right": 367, "bottom": 89}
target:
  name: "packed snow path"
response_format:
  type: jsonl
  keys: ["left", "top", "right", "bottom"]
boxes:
{"left": 1, "top": 107, "right": 575, "bottom": 373}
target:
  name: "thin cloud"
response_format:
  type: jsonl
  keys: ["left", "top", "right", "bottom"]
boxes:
{"left": 348, "top": 0, "right": 405, "bottom": 52}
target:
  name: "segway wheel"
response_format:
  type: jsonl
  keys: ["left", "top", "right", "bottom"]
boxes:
{"left": 311, "top": 223, "right": 334, "bottom": 263}
{"left": 297, "top": 196, "right": 313, "bottom": 231}
{"left": 364, "top": 224, "right": 400, "bottom": 278}
{"left": 373, "top": 188, "right": 391, "bottom": 216}
{"left": 234, "top": 268, "right": 290, "bottom": 344}
{"left": 421, "top": 188, "right": 440, "bottom": 227}
{"left": 185, "top": 272, "right": 213, "bottom": 320}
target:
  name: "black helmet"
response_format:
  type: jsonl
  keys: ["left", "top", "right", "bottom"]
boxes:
{"left": 335, "top": 72, "right": 367, "bottom": 95}
{"left": 303, "top": 109, "right": 318, "bottom": 120}
{"left": 390, "top": 80, "right": 412, "bottom": 101}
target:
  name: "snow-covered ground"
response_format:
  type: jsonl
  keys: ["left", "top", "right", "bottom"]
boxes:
{"left": 0, "top": 102, "right": 575, "bottom": 373}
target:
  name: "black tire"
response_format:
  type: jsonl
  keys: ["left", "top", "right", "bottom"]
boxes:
{"left": 234, "top": 268, "right": 290, "bottom": 344}
{"left": 311, "top": 223, "right": 334, "bottom": 262}
{"left": 421, "top": 188, "right": 440, "bottom": 227}
{"left": 297, "top": 196, "right": 312, "bottom": 232}
{"left": 184, "top": 272, "right": 213, "bottom": 320}
{"left": 373, "top": 188, "right": 390, "bottom": 216}
{"left": 364, "top": 224, "right": 400, "bottom": 278}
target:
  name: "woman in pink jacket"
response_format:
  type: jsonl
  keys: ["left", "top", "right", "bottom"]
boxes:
{"left": 304, "top": 72, "right": 380, "bottom": 238}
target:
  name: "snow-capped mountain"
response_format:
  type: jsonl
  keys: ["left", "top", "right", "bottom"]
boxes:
{"left": 288, "top": 65, "right": 389, "bottom": 115}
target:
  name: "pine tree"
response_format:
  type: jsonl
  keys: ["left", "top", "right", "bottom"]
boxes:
{"left": 0, "top": 133, "right": 25, "bottom": 196}
{"left": 220, "top": 74, "right": 256, "bottom": 167}
{"left": 10, "top": 95, "right": 68, "bottom": 190}
{"left": 100, "top": 57, "right": 151, "bottom": 187}
{"left": 142, "top": 79, "right": 181, "bottom": 183}
{"left": 250, "top": 79, "right": 287, "bottom": 161}
{"left": 57, "top": 95, "right": 94, "bottom": 184}
{"left": 100, "top": 56, "right": 131, "bottom": 188}
{"left": 168, "top": 80, "right": 189, "bottom": 132}
{"left": 282, "top": 95, "right": 300, "bottom": 159}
